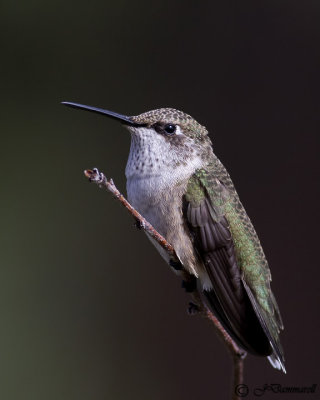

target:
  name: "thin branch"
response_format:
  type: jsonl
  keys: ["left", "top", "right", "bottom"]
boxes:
{"left": 84, "top": 167, "right": 247, "bottom": 399}
{"left": 84, "top": 168, "right": 177, "bottom": 259}
{"left": 204, "top": 309, "right": 246, "bottom": 400}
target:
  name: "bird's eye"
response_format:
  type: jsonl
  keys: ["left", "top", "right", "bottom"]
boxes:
{"left": 164, "top": 124, "right": 176, "bottom": 134}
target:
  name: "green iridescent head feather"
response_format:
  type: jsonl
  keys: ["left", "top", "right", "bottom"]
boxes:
{"left": 131, "top": 108, "right": 209, "bottom": 141}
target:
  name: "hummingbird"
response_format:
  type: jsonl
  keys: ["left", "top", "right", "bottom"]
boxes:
{"left": 62, "top": 101, "right": 285, "bottom": 373}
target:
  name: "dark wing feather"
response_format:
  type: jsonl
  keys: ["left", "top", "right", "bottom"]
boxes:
{"left": 185, "top": 197, "right": 272, "bottom": 356}
{"left": 242, "top": 279, "right": 286, "bottom": 371}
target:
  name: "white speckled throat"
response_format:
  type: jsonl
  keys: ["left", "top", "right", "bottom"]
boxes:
{"left": 125, "top": 126, "right": 204, "bottom": 185}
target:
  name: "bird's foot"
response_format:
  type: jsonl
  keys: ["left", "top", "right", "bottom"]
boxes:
{"left": 169, "top": 259, "right": 183, "bottom": 271}
{"left": 182, "top": 276, "right": 196, "bottom": 293}
{"left": 188, "top": 302, "right": 200, "bottom": 315}
{"left": 134, "top": 219, "right": 145, "bottom": 230}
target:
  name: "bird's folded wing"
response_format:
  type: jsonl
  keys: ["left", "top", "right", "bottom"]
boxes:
{"left": 184, "top": 168, "right": 284, "bottom": 367}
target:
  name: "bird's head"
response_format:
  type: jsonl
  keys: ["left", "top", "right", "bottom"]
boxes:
{"left": 62, "top": 102, "right": 213, "bottom": 174}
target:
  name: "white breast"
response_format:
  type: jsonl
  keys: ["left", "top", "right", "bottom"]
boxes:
{"left": 125, "top": 126, "right": 203, "bottom": 208}
{"left": 123, "top": 126, "right": 213, "bottom": 288}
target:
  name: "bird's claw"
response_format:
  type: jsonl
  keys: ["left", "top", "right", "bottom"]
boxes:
{"left": 169, "top": 259, "right": 183, "bottom": 271}
{"left": 134, "top": 220, "right": 146, "bottom": 230}
{"left": 182, "top": 277, "right": 196, "bottom": 293}
{"left": 188, "top": 302, "right": 200, "bottom": 315}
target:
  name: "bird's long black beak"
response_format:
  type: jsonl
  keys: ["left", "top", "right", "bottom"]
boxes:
{"left": 61, "top": 101, "right": 139, "bottom": 126}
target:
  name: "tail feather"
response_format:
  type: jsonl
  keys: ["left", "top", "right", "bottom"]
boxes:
{"left": 268, "top": 354, "right": 286, "bottom": 374}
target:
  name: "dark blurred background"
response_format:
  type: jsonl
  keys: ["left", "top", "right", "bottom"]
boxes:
{"left": 1, "top": 0, "right": 319, "bottom": 399}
